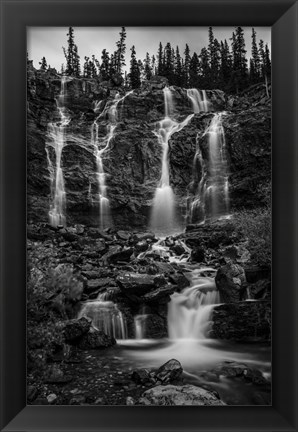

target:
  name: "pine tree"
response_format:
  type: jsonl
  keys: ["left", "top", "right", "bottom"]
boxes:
{"left": 183, "top": 44, "right": 191, "bottom": 87}
{"left": 157, "top": 42, "right": 164, "bottom": 76}
{"left": 100, "top": 49, "right": 110, "bottom": 81}
{"left": 250, "top": 28, "right": 261, "bottom": 84}
{"left": 174, "top": 46, "right": 183, "bottom": 86}
{"left": 151, "top": 55, "right": 156, "bottom": 75}
{"left": 39, "top": 56, "right": 48, "bottom": 71}
{"left": 143, "top": 52, "right": 152, "bottom": 81}
{"left": 230, "top": 27, "right": 248, "bottom": 93}
{"left": 208, "top": 27, "right": 221, "bottom": 86}
{"left": 109, "top": 53, "right": 116, "bottom": 77}
{"left": 83, "top": 56, "right": 91, "bottom": 78}
{"left": 129, "top": 45, "right": 141, "bottom": 89}
{"left": 115, "top": 27, "right": 127, "bottom": 75}
{"left": 260, "top": 41, "right": 271, "bottom": 96}
{"left": 73, "top": 44, "right": 81, "bottom": 77}
{"left": 164, "top": 42, "right": 174, "bottom": 83}
{"left": 65, "top": 27, "right": 75, "bottom": 76}
{"left": 219, "top": 40, "right": 232, "bottom": 91}
{"left": 198, "top": 47, "right": 211, "bottom": 88}
{"left": 90, "top": 55, "right": 97, "bottom": 78}
{"left": 189, "top": 52, "right": 200, "bottom": 87}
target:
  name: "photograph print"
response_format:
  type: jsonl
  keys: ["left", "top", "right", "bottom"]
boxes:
{"left": 27, "top": 26, "right": 271, "bottom": 406}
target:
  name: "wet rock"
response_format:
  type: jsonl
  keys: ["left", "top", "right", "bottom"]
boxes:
{"left": 138, "top": 314, "right": 168, "bottom": 338}
{"left": 168, "top": 272, "right": 190, "bottom": 291}
{"left": 85, "top": 278, "right": 115, "bottom": 294}
{"left": 244, "top": 266, "right": 271, "bottom": 283}
{"left": 133, "top": 232, "right": 156, "bottom": 242}
{"left": 116, "top": 230, "right": 131, "bottom": 241}
{"left": 81, "top": 270, "right": 100, "bottom": 279}
{"left": 78, "top": 330, "right": 116, "bottom": 349}
{"left": 248, "top": 279, "right": 271, "bottom": 300}
{"left": 134, "top": 241, "right": 149, "bottom": 253}
{"left": 155, "top": 359, "right": 183, "bottom": 383}
{"left": 69, "top": 395, "right": 86, "bottom": 405}
{"left": 47, "top": 393, "right": 58, "bottom": 405}
{"left": 126, "top": 396, "right": 135, "bottom": 405}
{"left": 139, "top": 385, "right": 225, "bottom": 406}
{"left": 212, "top": 361, "right": 269, "bottom": 385}
{"left": 63, "top": 316, "right": 91, "bottom": 343}
{"left": 171, "top": 243, "right": 186, "bottom": 256}
{"left": 190, "top": 246, "right": 205, "bottom": 262}
{"left": 131, "top": 369, "right": 153, "bottom": 384}
{"left": 142, "top": 284, "right": 175, "bottom": 302}
{"left": 44, "top": 364, "right": 73, "bottom": 384}
{"left": 211, "top": 300, "right": 271, "bottom": 341}
{"left": 117, "top": 273, "right": 165, "bottom": 295}
{"left": 215, "top": 263, "right": 246, "bottom": 302}
{"left": 60, "top": 230, "right": 78, "bottom": 242}
{"left": 105, "top": 247, "right": 134, "bottom": 264}
{"left": 27, "top": 385, "right": 39, "bottom": 402}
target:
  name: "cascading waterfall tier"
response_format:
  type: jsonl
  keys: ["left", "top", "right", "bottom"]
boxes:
{"left": 188, "top": 112, "right": 230, "bottom": 224}
{"left": 150, "top": 87, "right": 194, "bottom": 236}
{"left": 91, "top": 91, "right": 133, "bottom": 229}
{"left": 46, "top": 76, "right": 71, "bottom": 227}
{"left": 168, "top": 268, "right": 220, "bottom": 340}
{"left": 187, "top": 88, "right": 209, "bottom": 113}
{"left": 78, "top": 297, "right": 128, "bottom": 340}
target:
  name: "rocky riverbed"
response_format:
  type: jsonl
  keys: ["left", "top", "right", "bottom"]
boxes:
{"left": 27, "top": 219, "right": 271, "bottom": 406}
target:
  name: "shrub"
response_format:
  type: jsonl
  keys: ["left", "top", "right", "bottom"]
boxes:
{"left": 233, "top": 206, "right": 271, "bottom": 267}
{"left": 27, "top": 245, "right": 84, "bottom": 376}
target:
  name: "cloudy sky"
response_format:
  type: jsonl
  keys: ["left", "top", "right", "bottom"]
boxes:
{"left": 27, "top": 27, "right": 271, "bottom": 72}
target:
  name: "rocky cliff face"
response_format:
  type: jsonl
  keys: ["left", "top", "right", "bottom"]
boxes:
{"left": 27, "top": 66, "right": 271, "bottom": 229}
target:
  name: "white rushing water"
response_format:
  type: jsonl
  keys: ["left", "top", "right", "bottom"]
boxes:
{"left": 189, "top": 112, "right": 230, "bottom": 223}
{"left": 187, "top": 88, "right": 209, "bottom": 113}
{"left": 91, "top": 91, "right": 133, "bottom": 229}
{"left": 168, "top": 268, "right": 220, "bottom": 340}
{"left": 46, "top": 76, "right": 71, "bottom": 227}
{"left": 150, "top": 87, "right": 194, "bottom": 236}
{"left": 79, "top": 298, "right": 128, "bottom": 340}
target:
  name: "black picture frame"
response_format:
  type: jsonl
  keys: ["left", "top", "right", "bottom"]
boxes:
{"left": 1, "top": 0, "right": 297, "bottom": 430}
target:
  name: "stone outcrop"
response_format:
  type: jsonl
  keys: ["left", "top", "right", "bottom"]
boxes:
{"left": 211, "top": 300, "right": 271, "bottom": 342}
{"left": 27, "top": 66, "right": 271, "bottom": 229}
{"left": 138, "top": 384, "right": 225, "bottom": 406}
{"left": 215, "top": 263, "right": 247, "bottom": 302}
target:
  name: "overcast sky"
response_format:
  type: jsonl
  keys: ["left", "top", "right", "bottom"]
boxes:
{"left": 27, "top": 27, "right": 271, "bottom": 72}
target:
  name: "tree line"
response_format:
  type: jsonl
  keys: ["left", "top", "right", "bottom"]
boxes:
{"left": 37, "top": 26, "right": 271, "bottom": 94}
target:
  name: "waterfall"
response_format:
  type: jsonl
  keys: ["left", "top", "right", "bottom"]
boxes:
{"left": 168, "top": 269, "right": 220, "bottom": 340}
{"left": 186, "top": 88, "right": 209, "bottom": 113}
{"left": 150, "top": 87, "right": 194, "bottom": 235}
{"left": 134, "top": 306, "right": 149, "bottom": 339}
{"left": 46, "top": 76, "right": 71, "bottom": 227}
{"left": 78, "top": 299, "right": 128, "bottom": 340}
{"left": 188, "top": 112, "right": 230, "bottom": 223}
{"left": 91, "top": 91, "right": 133, "bottom": 229}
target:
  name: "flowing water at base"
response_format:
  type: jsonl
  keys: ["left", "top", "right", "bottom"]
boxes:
{"left": 77, "top": 241, "right": 271, "bottom": 405}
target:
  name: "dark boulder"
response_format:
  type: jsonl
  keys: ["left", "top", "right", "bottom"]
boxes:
{"left": 63, "top": 316, "right": 91, "bottom": 343}
{"left": 211, "top": 300, "right": 271, "bottom": 342}
{"left": 131, "top": 369, "right": 153, "bottom": 385}
{"left": 190, "top": 246, "right": 205, "bottom": 263}
{"left": 215, "top": 263, "right": 246, "bottom": 302}
{"left": 85, "top": 278, "right": 115, "bottom": 294}
{"left": 116, "top": 273, "right": 166, "bottom": 296}
{"left": 155, "top": 359, "right": 183, "bottom": 384}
